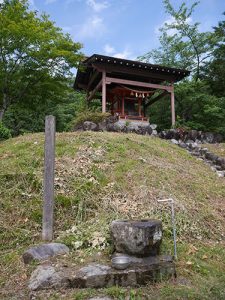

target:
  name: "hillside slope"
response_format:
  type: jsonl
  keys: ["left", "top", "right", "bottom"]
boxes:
{"left": 0, "top": 132, "right": 225, "bottom": 299}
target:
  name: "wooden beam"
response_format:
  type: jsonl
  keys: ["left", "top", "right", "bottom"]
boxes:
{"left": 102, "top": 71, "right": 106, "bottom": 113}
{"left": 87, "top": 79, "right": 102, "bottom": 102}
{"left": 87, "top": 70, "right": 100, "bottom": 91}
{"left": 106, "top": 76, "right": 173, "bottom": 92}
{"left": 145, "top": 90, "right": 169, "bottom": 108}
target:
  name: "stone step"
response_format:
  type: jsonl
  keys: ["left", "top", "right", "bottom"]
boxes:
{"left": 28, "top": 255, "right": 175, "bottom": 291}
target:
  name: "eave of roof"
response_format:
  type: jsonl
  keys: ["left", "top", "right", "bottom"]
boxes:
{"left": 74, "top": 53, "right": 190, "bottom": 90}
{"left": 85, "top": 54, "right": 190, "bottom": 77}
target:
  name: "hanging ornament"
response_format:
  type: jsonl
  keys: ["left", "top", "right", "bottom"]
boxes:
{"left": 131, "top": 91, "right": 134, "bottom": 96}
{"left": 135, "top": 92, "right": 138, "bottom": 98}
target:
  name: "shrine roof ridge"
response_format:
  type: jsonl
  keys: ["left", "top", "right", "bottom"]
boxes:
{"left": 83, "top": 54, "right": 190, "bottom": 77}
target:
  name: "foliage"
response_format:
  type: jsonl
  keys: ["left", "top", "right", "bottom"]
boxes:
{"left": 139, "top": 0, "right": 217, "bottom": 81}
{"left": 0, "top": 122, "right": 11, "bottom": 140}
{"left": 203, "top": 13, "right": 225, "bottom": 97}
{"left": 139, "top": 1, "right": 225, "bottom": 132}
{"left": 0, "top": 0, "right": 83, "bottom": 122}
{"left": 71, "top": 111, "right": 111, "bottom": 129}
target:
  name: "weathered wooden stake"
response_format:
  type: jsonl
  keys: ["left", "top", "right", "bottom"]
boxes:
{"left": 42, "top": 115, "right": 56, "bottom": 241}
{"left": 171, "top": 85, "right": 175, "bottom": 126}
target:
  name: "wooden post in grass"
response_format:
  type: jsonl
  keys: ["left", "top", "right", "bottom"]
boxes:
{"left": 42, "top": 115, "right": 56, "bottom": 241}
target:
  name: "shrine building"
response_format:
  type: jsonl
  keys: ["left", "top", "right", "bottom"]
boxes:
{"left": 74, "top": 54, "right": 190, "bottom": 125}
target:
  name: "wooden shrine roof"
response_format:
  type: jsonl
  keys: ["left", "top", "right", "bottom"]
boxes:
{"left": 74, "top": 54, "right": 190, "bottom": 91}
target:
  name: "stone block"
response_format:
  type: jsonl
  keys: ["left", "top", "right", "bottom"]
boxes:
{"left": 110, "top": 220, "right": 162, "bottom": 257}
{"left": 28, "top": 256, "right": 175, "bottom": 291}
{"left": 22, "top": 243, "right": 69, "bottom": 264}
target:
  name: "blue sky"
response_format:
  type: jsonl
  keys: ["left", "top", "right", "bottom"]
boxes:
{"left": 30, "top": 0, "right": 224, "bottom": 60}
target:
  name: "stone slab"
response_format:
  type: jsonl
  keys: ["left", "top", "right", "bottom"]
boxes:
{"left": 23, "top": 243, "right": 69, "bottom": 264}
{"left": 28, "top": 255, "right": 175, "bottom": 291}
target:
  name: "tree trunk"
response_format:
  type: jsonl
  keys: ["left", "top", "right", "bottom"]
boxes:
{"left": 0, "top": 92, "right": 8, "bottom": 122}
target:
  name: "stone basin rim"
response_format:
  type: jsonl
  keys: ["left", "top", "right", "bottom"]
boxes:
{"left": 111, "top": 219, "right": 162, "bottom": 226}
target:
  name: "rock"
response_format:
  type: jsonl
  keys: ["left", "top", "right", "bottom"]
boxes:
{"left": 98, "top": 119, "right": 107, "bottom": 131}
{"left": 159, "top": 130, "right": 167, "bottom": 139}
{"left": 22, "top": 243, "right": 69, "bottom": 264}
{"left": 152, "top": 129, "right": 158, "bottom": 136}
{"left": 186, "top": 140, "right": 195, "bottom": 145}
{"left": 164, "top": 129, "right": 177, "bottom": 140}
{"left": 187, "top": 130, "right": 198, "bottom": 141}
{"left": 150, "top": 124, "right": 157, "bottom": 130}
{"left": 29, "top": 256, "right": 175, "bottom": 290}
{"left": 200, "top": 148, "right": 208, "bottom": 156}
{"left": 83, "top": 121, "right": 98, "bottom": 131}
{"left": 178, "top": 142, "right": 187, "bottom": 149}
{"left": 215, "top": 157, "right": 225, "bottom": 170}
{"left": 203, "top": 132, "right": 215, "bottom": 143}
{"left": 28, "top": 265, "right": 68, "bottom": 291}
{"left": 205, "top": 152, "right": 218, "bottom": 162}
{"left": 171, "top": 139, "right": 179, "bottom": 145}
{"left": 114, "top": 121, "right": 125, "bottom": 132}
{"left": 110, "top": 219, "right": 162, "bottom": 257}
{"left": 217, "top": 171, "right": 225, "bottom": 177}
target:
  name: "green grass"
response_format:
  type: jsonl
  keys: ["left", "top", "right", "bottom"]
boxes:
{"left": 0, "top": 131, "right": 225, "bottom": 299}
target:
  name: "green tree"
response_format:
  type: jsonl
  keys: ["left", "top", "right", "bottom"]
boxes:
{"left": 139, "top": 0, "right": 217, "bottom": 81}
{"left": 203, "top": 13, "right": 225, "bottom": 97}
{"left": 0, "top": 0, "right": 83, "bottom": 121}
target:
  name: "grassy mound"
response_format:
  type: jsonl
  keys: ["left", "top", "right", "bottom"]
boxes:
{"left": 0, "top": 132, "right": 225, "bottom": 299}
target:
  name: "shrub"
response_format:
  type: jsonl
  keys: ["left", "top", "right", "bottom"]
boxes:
{"left": 0, "top": 122, "right": 11, "bottom": 141}
{"left": 70, "top": 111, "right": 111, "bottom": 130}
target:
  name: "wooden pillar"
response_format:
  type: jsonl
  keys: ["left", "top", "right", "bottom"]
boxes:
{"left": 102, "top": 70, "right": 106, "bottom": 113}
{"left": 138, "top": 98, "right": 142, "bottom": 116}
{"left": 42, "top": 115, "right": 55, "bottom": 241}
{"left": 122, "top": 95, "right": 125, "bottom": 116}
{"left": 171, "top": 87, "right": 175, "bottom": 126}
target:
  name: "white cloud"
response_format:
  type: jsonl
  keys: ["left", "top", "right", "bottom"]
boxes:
{"left": 155, "top": 16, "right": 192, "bottom": 36}
{"left": 103, "top": 44, "right": 134, "bottom": 60}
{"left": 76, "top": 15, "right": 106, "bottom": 39}
{"left": 86, "top": 0, "right": 109, "bottom": 12}
{"left": 113, "top": 49, "right": 133, "bottom": 60}
{"left": 103, "top": 44, "right": 115, "bottom": 55}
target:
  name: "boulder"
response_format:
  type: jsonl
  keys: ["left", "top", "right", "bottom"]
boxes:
{"left": 216, "top": 157, "right": 225, "bottom": 170}
{"left": 110, "top": 220, "right": 162, "bottom": 257}
{"left": 83, "top": 121, "right": 98, "bottom": 131}
{"left": 22, "top": 243, "right": 69, "bottom": 264}
{"left": 186, "top": 130, "right": 198, "bottom": 141}
{"left": 178, "top": 142, "right": 187, "bottom": 149}
{"left": 150, "top": 124, "right": 157, "bottom": 130}
{"left": 152, "top": 129, "right": 158, "bottom": 136}
{"left": 202, "top": 132, "right": 215, "bottom": 144}
{"left": 205, "top": 152, "right": 218, "bottom": 162}
{"left": 171, "top": 139, "right": 179, "bottom": 145}
{"left": 28, "top": 265, "right": 68, "bottom": 291}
